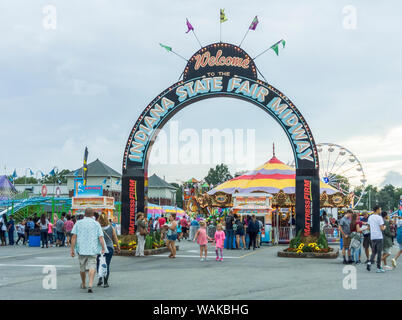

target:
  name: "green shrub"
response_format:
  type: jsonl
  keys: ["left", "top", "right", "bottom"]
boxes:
{"left": 317, "top": 232, "right": 328, "bottom": 249}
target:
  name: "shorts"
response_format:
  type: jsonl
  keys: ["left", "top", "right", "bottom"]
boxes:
{"left": 78, "top": 255, "right": 97, "bottom": 272}
{"left": 167, "top": 234, "right": 177, "bottom": 241}
{"left": 236, "top": 229, "right": 244, "bottom": 236}
{"left": 66, "top": 232, "right": 72, "bottom": 237}
{"left": 342, "top": 235, "right": 351, "bottom": 249}
{"left": 182, "top": 227, "right": 188, "bottom": 233}
{"left": 363, "top": 236, "right": 371, "bottom": 249}
{"left": 57, "top": 232, "right": 65, "bottom": 241}
{"left": 383, "top": 247, "right": 391, "bottom": 255}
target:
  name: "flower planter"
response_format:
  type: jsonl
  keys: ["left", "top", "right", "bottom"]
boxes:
{"left": 277, "top": 249, "right": 339, "bottom": 259}
{"left": 115, "top": 245, "right": 179, "bottom": 257}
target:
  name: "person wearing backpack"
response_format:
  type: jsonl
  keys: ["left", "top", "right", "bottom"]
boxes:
{"left": 391, "top": 216, "right": 402, "bottom": 268}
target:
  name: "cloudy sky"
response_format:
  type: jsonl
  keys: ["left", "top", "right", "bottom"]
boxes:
{"left": 1, "top": 0, "right": 401, "bottom": 187}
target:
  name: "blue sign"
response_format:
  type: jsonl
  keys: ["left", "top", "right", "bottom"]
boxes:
{"left": 74, "top": 178, "right": 103, "bottom": 197}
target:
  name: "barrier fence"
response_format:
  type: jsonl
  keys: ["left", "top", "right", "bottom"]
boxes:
{"left": 271, "top": 226, "right": 296, "bottom": 244}
{"left": 271, "top": 226, "right": 340, "bottom": 245}
{"left": 323, "top": 226, "right": 340, "bottom": 243}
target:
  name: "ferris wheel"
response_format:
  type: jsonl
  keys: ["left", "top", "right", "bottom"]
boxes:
{"left": 317, "top": 143, "right": 367, "bottom": 208}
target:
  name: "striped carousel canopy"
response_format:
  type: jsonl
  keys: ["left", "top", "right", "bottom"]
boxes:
{"left": 207, "top": 156, "right": 339, "bottom": 196}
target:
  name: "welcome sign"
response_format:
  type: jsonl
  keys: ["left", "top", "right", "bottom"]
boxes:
{"left": 121, "top": 42, "right": 320, "bottom": 236}
{"left": 183, "top": 43, "right": 257, "bottom": 81}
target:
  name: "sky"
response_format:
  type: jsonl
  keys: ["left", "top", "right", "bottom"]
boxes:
{"left": 1, "top": 0, "right": 402, "bottom": 188}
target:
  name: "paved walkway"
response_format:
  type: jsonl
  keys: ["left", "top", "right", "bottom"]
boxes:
{"left": 0, "top": 241, "right": 401, "bottom": 299}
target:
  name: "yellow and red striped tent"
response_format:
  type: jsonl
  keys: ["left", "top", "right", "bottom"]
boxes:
{"left": 208, "top": 156, "right": 339, "bottom": 195}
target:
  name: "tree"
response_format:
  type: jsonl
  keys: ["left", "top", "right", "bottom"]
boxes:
{"left": 42, "top": 169, "right": 71, "bottom": 184}
{"left": 171, "top": 182, "right": 184, "bottom": 209}
{"left": 11, "top": 177, "right": 38, "bottom": 184}
{"left": 204, "top": 164, "right": 233, "bottom": 187}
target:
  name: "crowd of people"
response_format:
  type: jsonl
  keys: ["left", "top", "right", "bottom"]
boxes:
{"left": 131, "top": 211, "right": 265, "bottom": 262}
{"left": 2, "top": 205, "right": 402, "bottom": 293}
{"left": 337, "top": 206, "right": 402, "bottom": 273}
{"left": 0, "top": 212, "right": 80, "bottom": 248}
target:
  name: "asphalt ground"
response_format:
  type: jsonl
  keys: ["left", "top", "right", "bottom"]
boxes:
{"left": 0, "top": 240, "right": 401, "bottom": 300}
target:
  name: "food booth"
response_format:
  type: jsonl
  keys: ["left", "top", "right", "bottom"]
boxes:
{"left": 71, "top": 178, "right": 117, "bottom": 222}
{"left": 71, "top": 196, "right": 116, "bottom": 221}
{"left": 232, "top": 193, "right": 273, "bottom": 243}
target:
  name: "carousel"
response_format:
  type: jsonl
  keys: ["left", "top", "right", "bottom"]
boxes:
{"left": 187, "top": 152, "right": 352, "bottom": 225}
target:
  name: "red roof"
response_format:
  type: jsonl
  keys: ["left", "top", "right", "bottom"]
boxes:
{"left": 266, "top": 156, "right": 284, "bottom": 165}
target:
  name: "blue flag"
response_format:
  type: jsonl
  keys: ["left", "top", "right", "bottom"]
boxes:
{"left": 40, "top": 171, "right": 45, "bottom": 177}
{"left": 74, "top": 170, "right": 80, "bottom": 177}
{"left": 49, "top": 168, "right": 56, "bottom": 176}
{"left": 29, "top": 169, "right": 34, "bottom": 176}
{"left": 12, "top": 169, "right": 17, "bottom": 178}
{"left": 102, "top": 178, "right": 107, "bottom": 184}
{"left": 116, "top": 178, "right": 120, "bottom": 185}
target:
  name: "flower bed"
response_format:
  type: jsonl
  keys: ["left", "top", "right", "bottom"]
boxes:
{"left": 115, "top": 245, "right": 179, "bottom": 257}
{"left": 116, "top": 231, "right": 166, "bottom": 252}
{"left": 277, "top": 230, "right": 339, "bottom": 259}
{"left": 115, "top": 231, "right": 179, "bottom": 256}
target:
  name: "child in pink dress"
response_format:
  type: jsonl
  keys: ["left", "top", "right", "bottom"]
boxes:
{"left": 194, "top": 220, "right": 212, "bottom": 261}
{"left": 214, "top": 224, "right": 226, "bottom": 261}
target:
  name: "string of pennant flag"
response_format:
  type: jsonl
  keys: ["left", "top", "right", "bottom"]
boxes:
{"left": 160, "top": 10, "right": 286, "bottom": 61}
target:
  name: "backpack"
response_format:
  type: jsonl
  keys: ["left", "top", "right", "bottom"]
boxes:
{"left": 397, "top": 225, "right": 402, "bottom": 244}
{"left": 233, "top": 222, "right": 238, "bottom": 232}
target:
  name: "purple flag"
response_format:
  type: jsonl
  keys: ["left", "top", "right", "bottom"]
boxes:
{"left": 186, "top": 18, "right": 194, "bottom": 33}
{"left": 249, "top": 16, "right": 259, "bottom": 30}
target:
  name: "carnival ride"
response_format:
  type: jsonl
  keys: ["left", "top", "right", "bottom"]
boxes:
{"left": 187, "top": 154, "right": 350, "bottom": 216}
{"left": 0, "top": 196, "right": 72, "bottom": 220}
{"left": 317, "top": 143, "right": 367, "bottom": 209}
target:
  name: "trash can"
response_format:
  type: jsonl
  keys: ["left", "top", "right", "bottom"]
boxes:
{"left": 29, "top": 235, "right": 41, "bottom": 247}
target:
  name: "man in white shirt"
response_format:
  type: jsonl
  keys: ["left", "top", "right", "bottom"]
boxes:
{"left": 367, "top": 206, "right": 386, "bottom": 273}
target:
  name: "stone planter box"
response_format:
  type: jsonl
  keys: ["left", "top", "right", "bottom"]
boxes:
{"left": 115, "top": 245, "right": 179, "bottom": 257}
{"left": 277, "top": 249, "right": 339, "bottom": 259}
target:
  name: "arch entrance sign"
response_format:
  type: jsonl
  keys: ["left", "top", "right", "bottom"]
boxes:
{"left": 122, "top": 42, "right": 320, "bottom": 237}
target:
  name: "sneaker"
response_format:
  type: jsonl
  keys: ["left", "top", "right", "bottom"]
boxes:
{"left": 343, "top": 260, "right": 348, "bottom": 265}
{"left": 356, "top": 260, "right": 361, "bottom": 265}
{"left": 200, "top": 258, "right": 204, "bottom": 262}
{"left": 364, "top": 260, "right": 369, "bottom": 264}
{"left": 216, "top": 257, "right": 219, "bottom": 261}
{"left": 367, "top": 263, "right": 371, "bottom": 271}
{"left": 88, "top": 287, "right": 93, "bottom": 293}
{"left": 220, "top": 258, "right": 223, "bottom": 262}
{"left": 391, "top": 258, "right": 397, "bottom": 268}
{"left": 376, "top": 268, "right": 385, "bottom": 273}
{"left": 384, "top": 265, "right": 393, "bottom": 271}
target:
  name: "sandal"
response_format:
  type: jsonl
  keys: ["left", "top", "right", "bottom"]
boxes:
{"left": 88, "top": 287, "right": 93, "bottom": 293}
{"left": 80, "top": 283, "right": 87, "bottom": 289}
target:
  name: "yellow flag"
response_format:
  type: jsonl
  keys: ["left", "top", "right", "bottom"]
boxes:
{"left": 220, "top": 9, "right": 228, "bottom": 23}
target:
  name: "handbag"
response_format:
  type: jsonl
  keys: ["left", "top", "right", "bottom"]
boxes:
{"left": 97, "top": 254, "right": 107, "bottom": 278}
{"left": 350, "top": 232, "right": 361, "bottom": 249}
{"left": 139, "top": 225, "right": 147, "bottom": 236}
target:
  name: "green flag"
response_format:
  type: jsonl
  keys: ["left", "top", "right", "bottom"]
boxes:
{"left": 271, "top": 43, "right": 279, "bottom": 56}
{"left": 281, "top": 39, "right": 286, "bottom": 48}
{"left": 159, "top": 43, "right": 172, "bottom": 52}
